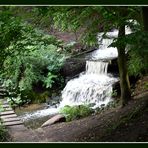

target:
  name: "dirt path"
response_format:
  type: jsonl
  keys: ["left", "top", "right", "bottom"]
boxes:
{"left": 33, "top": 92, "right": 148, "bottom": 142}
{"left": 100, "top": 107, "right": 148, "bottom": 142}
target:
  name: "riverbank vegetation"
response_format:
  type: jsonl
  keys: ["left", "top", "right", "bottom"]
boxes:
{"left": 59, "top": 105, "right": 93, "bottom": 122}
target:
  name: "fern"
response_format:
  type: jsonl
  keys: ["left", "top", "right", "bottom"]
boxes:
{"left": 44, "top": 72, "right": 57, "bottom": 88}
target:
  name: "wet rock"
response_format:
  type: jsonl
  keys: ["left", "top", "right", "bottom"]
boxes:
{"left": 112, "top": 81, "right": 121, "bottom": 97}
{"left": 61, "top": 57, "right": 119, "bottom": 80}
{"left": 41, "top": 114, "right": 66, "bottom": 127}
{"left": 46, "top": 96, "right": 61, "bottom": 107}
{"left": 60, "top": 58, "right": 86, "bottom": 78}
{"left": 108, "top": 58, "right": 118, "bottom": 74}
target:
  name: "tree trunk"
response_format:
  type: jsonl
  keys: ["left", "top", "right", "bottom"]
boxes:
{"left": 117, "top": 25, "right": 131, "bottom": 106}
{"left": 142, "top": 6, "right": 148, "bottom": 31}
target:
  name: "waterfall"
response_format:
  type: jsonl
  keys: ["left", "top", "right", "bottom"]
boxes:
{"left": 59, "top": 27, "right": 132, "bottom": 109}
{"left": 19, "top": 60, "right": 117, "bottom": 122}
{"left": 86, "top": 61, "right": 108, "bottom": 75}
{"left": 17, "top": 26, "right": 135, "bottom": 123}
{"left": 18, "top": 30, "right": 120, "bottom": 121}
{"left": 59, "top": 60, "right": 118, "bottom": 109}
{"left": 59, "top": 31, "right": 120, "bottom": 109}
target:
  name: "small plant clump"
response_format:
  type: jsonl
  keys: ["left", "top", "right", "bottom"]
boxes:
{"left": 59, "top": 105, "right": 94, "bottom": 122}
{"left": 0, "top": 122, "right": 8, "bottom": 142}
{"left": 94, "top": 100, "right": 121, "bottom": 114}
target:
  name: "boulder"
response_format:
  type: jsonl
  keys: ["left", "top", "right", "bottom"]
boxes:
{"left": 41, "top": 114, "right": 66, "bottom": 127}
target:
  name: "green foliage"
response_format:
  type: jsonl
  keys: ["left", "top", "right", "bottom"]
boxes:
{"left": 0, "top": 121, "right": 7, "bottom": 142}
{"left": 128, "top": 51, "right": 145, "bottom": 76}
{"left": 7, "top": 95, "right": 23, "bottom": 108}
{"left": 43, "top": 72, "right": 57, "bottom": 88}
{"left": 0, "top": 101, "right": 4, "bottom": 112}
{"left": 1, "top": 6, "right": 147, "bottom": 106}
{"left": 52, "top": 7, "right": 102, "bottom": 46}
{"left": 106, "top": 100, "right": 120, "bottom": 109}
{"left": 111, "top": 90, "right": 118, "bottom": 97}
{"left": 109, "top": 22, "right": 147, "bottom": 77}
{"left": 0, "top": 9, "right": 66, "bottom": 104}
{"left": 59, "top": 105, "right": 93, "bottom": 122}
{"left": 126, "top": 32, "right": 148, "bottom": 76}
{"left": 21, "top": 90, "right": 49, "bottom": 104}
{"left": 7, "top": 90, "right": 50, "bottom": 107}
{"left": 0, "top": 10, "right": 22, "bottom": 68}
{"left": 144, "top": 82, "right": 148, "bottom": 90}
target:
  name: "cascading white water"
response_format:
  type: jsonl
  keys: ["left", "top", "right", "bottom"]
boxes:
{"left": 19, "top": 59, "right": 118, "bottom": 122}
{"left": 57, "top": 26, "right": 132, "bottom": 109}
{"left": 86, "top": 61, "right": 108, "bottom": 75}
{"left": 19, "top": 29, "right": 126, "bottom": 121}
{"left": 88, "top": 31, "right": 118, "bottom": 60}
{"left": 19, "top": 106, "right": 58, "bottom": 122}
{"left": 59, "top": 60, "right": 118, "bottom": 109}
{"left": 17, "top": 23, "right": 135, "bottom": 123}
{"left": 58, "top": 30, "right": 123, "bottom": 109}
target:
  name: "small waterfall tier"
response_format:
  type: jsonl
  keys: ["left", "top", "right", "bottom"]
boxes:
{"left": 86, "top": 61, "right": 108, "bottom": 75}
{"left": 60, "top": 60, "right": 118, "bottom": 109}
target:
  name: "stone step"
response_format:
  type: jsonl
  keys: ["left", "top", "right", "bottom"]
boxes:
{"left": 1, "top": 101, "right": 8, "bottom": 105}
{"left": 0, "top": 93, "right": 7, "bottom": 96}
{"left": 1, "top": 114, "right": 17, "bottom": 119}
{"left": 0, "top": 89, "right": 7, "bottom": 92}
{"left": 4, "top": 108, "right": 13, "bottom": 111}
{"left": 3, "top": 120, "right": 23, "bottom": 126}
{"left": 1, "top": 100, "right": 8, "bottom": 103}
{"left": 2, "top": 117, "right": 21, "bottom": 122}
{"left": 0, "top": 92, "right": 7, "bottom": 94}
{"left": 2, "top": 104, "right": 10, "bottom": 108}
{"left": 0, "top": 86, "right": 5, "bottom": 89}
{"left": 0, "top": 110, "right": 15, "bottom": 116}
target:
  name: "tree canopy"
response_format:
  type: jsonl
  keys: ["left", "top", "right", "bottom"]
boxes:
{"left": 0, "top": 6, "right": 147, "bottom": 106}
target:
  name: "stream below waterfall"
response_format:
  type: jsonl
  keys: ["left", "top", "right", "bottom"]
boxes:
{"left": 16, "top": 29, "right": 132, "bottom": 128}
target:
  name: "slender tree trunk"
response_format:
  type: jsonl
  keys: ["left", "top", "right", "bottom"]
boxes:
{"left": 117, "top": 24, "right": 131, "bottom": 106}
{"left": 142, "top": 7, "right": 148, "bottom": 31}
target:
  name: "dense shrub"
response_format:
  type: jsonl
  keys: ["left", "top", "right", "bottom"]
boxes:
{"left": 0, "top": 10, "right": 67, "bottom": 104}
